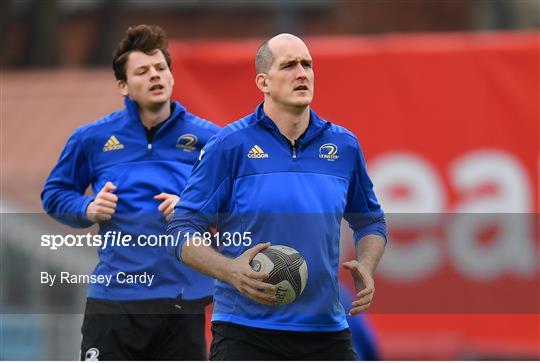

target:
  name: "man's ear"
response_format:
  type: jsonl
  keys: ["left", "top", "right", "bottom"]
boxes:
{"left": 117, "top": 79, "right": 128, "bottom": 97}
{"left": 255, "top": 73, "right": 268, "bottom": 93}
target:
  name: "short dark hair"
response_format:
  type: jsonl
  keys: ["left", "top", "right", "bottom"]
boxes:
{"left": 255, "top": 39, "right": 274, "bottom": 74}
{"left": 112, "top": 24, "right": 172, "bottom": 82}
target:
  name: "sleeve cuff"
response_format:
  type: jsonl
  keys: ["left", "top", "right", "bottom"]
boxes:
{"left": 167, "top": 227, "right": 203, "bottom": 262}
{"left": 79, "top": 196, "right": 95, "bottom": 228}
{"left": 353, "top": 229, "right": 387, "bottom": 246}
{"left": 175, "top": 234, "right": 189, "bottom": 262}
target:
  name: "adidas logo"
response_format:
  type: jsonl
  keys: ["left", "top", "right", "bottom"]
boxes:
{"left": 247, "top": 145, "right": 269, "bottom": 159}
{"left": 103, "top": 136, "right": 124, "bottom": 152}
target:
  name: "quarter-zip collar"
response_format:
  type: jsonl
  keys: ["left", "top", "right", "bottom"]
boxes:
{"left": 124, "top": 97, "right": 187, "bottom": 133}
{"left": 254, "top": 102, "right": 330, "bottom": 147}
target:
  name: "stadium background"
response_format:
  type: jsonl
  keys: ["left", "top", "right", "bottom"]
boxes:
{"left": 1, "top": 0, "right": 539, "bottom": 360}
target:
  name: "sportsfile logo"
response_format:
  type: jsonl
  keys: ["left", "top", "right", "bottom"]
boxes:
{"left": 176, "top": 133, "right": 198, "bottom": 152}
{"left": 102, "top": 136, "right": 124, "bottom": 152}
{"left": 319, "top": 143, "right": 339, "bottom": 161}
{"left": 248, "top": 145, "right": 269, "bottom": 158}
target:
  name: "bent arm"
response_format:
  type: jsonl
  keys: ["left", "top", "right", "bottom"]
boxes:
{"left": 41, "top": 128, "right": 94, "bottom": 228}
{"left": 181, "top": 239, "right": 231, "bottom": 281}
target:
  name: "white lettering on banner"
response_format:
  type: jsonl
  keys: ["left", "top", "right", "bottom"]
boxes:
{"left": 370, "top": 152, "right": 445, "bottom": 213}
{"left": 448, "top": 150, "right": 535, "bottom": 280}
{"left": 450, "top": 150, "right": 531, "bottom": 213}
{"left": 368, "top": 150, "right": 536, "bottom": 282}
{"left": 369, "top": 153, "right": 444, "bottom": 281}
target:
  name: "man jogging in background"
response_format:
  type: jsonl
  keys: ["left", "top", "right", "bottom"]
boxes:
{"left": 42, "top": 24, "right": 220, "bottom": 360}
{"left": 168, "top": 33, "right": 386, "bottom": 360}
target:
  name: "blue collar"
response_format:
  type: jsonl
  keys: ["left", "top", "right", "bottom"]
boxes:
{"left": 254, "top": 102, "right": 329, "bottom": 144}
{"left": 124, "top": 97, "right": 186, "bottom": 126}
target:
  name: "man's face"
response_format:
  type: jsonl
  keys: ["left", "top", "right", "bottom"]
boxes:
{"left": 263, "top": 36, "right": 314, "bottom": 109}
{"left": 118, "top": 49, "right": 174, "bottom": 109}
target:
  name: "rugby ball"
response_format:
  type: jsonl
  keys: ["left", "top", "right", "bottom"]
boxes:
{"left": 250, "top": 245, "right": 308, "bottom": 305}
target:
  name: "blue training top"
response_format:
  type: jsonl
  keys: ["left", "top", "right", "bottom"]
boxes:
{"left": 42, "top": 97, "right": 220, "bottom": 301}
{"left": 168, "top": 103, "right": 386, "bottom": 331}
